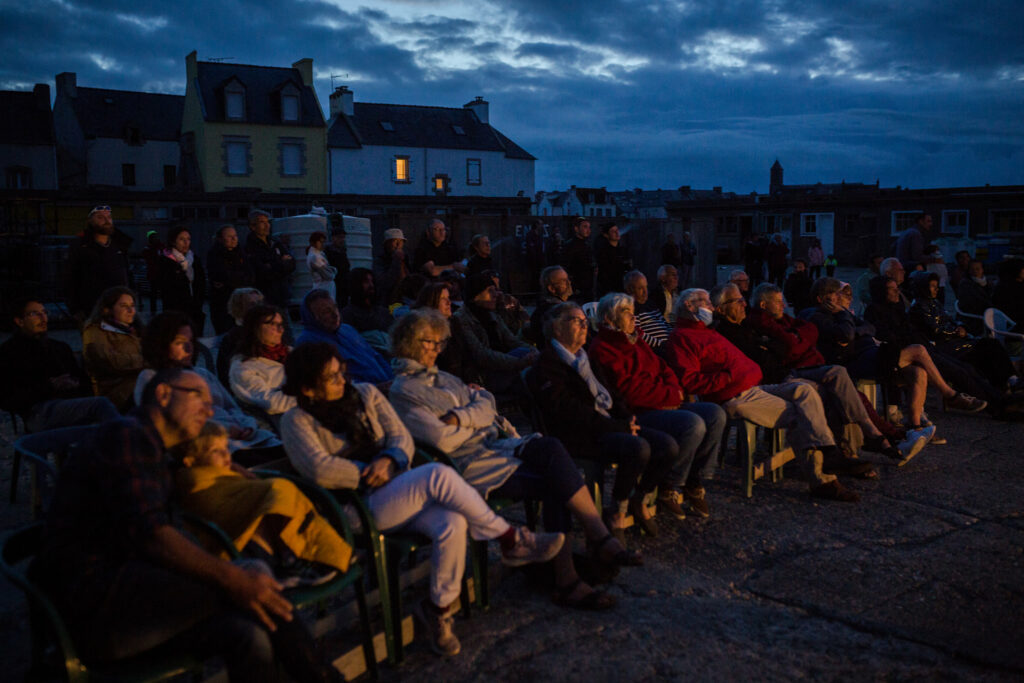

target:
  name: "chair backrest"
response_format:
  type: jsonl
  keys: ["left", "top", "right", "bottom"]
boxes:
{"left": 195, "top": 340, "right": 216, "bottom": 372}
{"left": 984, "top": 307, "right": 1016, "bottom": 334}
{"left": 581, "top": 301, "right": 599, "bottom": 330}
{"left": 955, "top": 299, "right": 984, "bottom": 321}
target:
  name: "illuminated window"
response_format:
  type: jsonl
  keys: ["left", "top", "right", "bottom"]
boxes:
{"left": 394, "top": 156, "right": 410, "bottom": 183}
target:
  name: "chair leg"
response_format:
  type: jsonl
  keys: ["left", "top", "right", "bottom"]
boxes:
{"left": 741, "top": 422, "right": 756, "bottom": 498}
{"left": 368, "top": 536, "right": 398, "bottom": 665}
{"left": 386, "top": 550, "right": 405, "bottom": 664}
{"left": 354, "top": 576, "right": 379, "bottom": 680}
{"left": 9, "top": 451, "right": 21, "bottom": 504}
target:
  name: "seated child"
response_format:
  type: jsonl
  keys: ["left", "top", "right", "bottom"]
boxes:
{"left": 175, "top": 421, "right": 352, "bottom": 587}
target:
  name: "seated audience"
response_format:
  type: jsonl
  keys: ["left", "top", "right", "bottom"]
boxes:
{"left": 588, "top": 295, "right": 727, "bottom": 518}
{"left": 948, "top": 250, "right": 972, "bottom": 293}
{"left": 923, "top": 245, "right": 949, "bottom": 303}
{"left": 278, "top": 342, "right": 562, "bottom": 656}
{"left": 136, "top": 311, "right": 282, "bottom": 464}
{"left": 783, "top": 258, "right": 813, "bottom": 314}
{"left": 879, "top": 257, "right": 912, "bottom": 310}
{"left": 649, "top": 264, "right": 679, "bottom": 323}
{"left": 0, "top": 296, "right": 118, "bottom": 432}
{"left": 296, "top": 289, "right": 392, "bottom": 385}
{"left": 663, "top": 288, "right": 860, "bottom": 502}
{"left": 465, "top": 234, "right": 494, "bottom": 278}
{"left": 413, "top": 219, "right": 464, "bottom": 279}
{"left": 528, "top": 266, "right": 573, "bottom": 346}
{"left": 413, "top": 282, "right": 469, "bottom": 378}
{"left": 451, "top": 273, "right": 538, "bottom": 389}
{"left": 229, "top": 305, "right": 298, "bottom": 423}
{"left": 853, "top": 254, "right": 883, "bottom": 312}
{"left": 623, "top": 270, "right": 673, "bottom": 351}
{"left": 957, "top": 259, "right": 994, "bottom": 334}
{"left": 487, "top": 271, "right": 530, "bottom": 338}
{"left": 389, "top": 309, "right": 638, "bottom": 611}
{"left": 341, "top": 268, "right": 393, "bottom": 334}
{"left": 82, "top": 286, "right": 144, "bottom": 411}
{"left": 216, "top": 287, "right": 266, "bottom": 388}
{"left": 33, "top": 368, "right": 338, "bottom": 682}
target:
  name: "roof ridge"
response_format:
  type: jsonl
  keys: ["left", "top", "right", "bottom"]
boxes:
{"left": 356, "top": 101, "right": 469, "bottom": 112}
{"left": 197, "top": 60, "right": 299, "bottom": 73}
{"left": 76, "top": 86, "right": 183, "bottom": 98}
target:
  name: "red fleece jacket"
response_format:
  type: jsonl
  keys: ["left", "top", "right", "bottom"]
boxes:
{"left": 663, "top": 318, "right": 762, "bottom": 403}
{"left": 589, "top": 327, "right": 683, "bottom": 411}
{"left": 746, "top": 308, "right": 825, "bottom": 368}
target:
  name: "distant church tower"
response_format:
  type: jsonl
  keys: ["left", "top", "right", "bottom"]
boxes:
{"left": 770, "top": 159, "right": 784, "bottom": 194}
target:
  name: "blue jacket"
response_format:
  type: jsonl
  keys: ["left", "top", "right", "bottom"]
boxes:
{"left": 295, "top": 291, "right": 393, "bottom": 384}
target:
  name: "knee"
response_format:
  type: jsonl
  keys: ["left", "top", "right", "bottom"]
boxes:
{"left": 434, "top": 511, "right": 468, "bottom": 545}
{"left": 634, "top": 437, "right": 653, "bottom": 466}
{"left": 705, "top": 405, "right": 728, "bottom": 433}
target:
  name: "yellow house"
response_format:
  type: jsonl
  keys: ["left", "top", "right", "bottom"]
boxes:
{"left": 181, "top": 51, "right": 326, "bottom": 193}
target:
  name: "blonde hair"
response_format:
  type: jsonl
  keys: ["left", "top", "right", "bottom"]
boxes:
{"left": 180, "top": 421, "right": 229, "bottom": 466}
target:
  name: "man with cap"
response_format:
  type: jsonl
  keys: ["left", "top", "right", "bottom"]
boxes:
{"left": 375, "top": 227, "right": 412, "bottom": 305}
{"left": 65, "top": 206, "right": 132, "bottom": 321}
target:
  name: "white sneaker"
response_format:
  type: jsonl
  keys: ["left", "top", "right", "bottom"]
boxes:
{"left": 896, "top": 429, "right": 929, "bottom": 467}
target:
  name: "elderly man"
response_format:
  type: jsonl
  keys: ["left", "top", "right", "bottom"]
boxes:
{"left": 563, "top": 217, "right": 596, "bottom": 301}
{"left": 33, "top": 368, "right": 338, "bottom": 682}
{"left": 714, "top": 282, "right": 922, "bottom": 467}
{"left": 65, "top": 205, "right": 131, "bottom": 320}
{"left": 663, "top": 288, "right": 860, "bottom": 502}
{"left": 296, "top": 289, "right": 392, "bottom": 384}
{"left": 879, "top": 257, "right": 912, "bottom": 309}
{"left": 414, "top": 219, "right": 465, "bottom": 278}
{"left": 529, "top": 265, "right": 573, "bottom": 346}
{"left": 623, "top": 270, "right": 673, "bottom": 351}
{"left": 649, "top": 264, "right": 679, "bottom": 323}
{"left": 245, "top": 209, "right": 295, "bottom": 307}
{"left": 730, "top": 269, "right": 752, "bottom": 303}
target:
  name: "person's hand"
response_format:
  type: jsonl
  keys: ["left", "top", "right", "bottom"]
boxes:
{"left": 467, "top": 383, "right": 483, "bottom": 392}
{"left": 956, "top": 326, "right": 967, "bottom": 337}
{"left": 628, "top": 415, "right": 641, "bottom": 436}
{"left": 229, "top": 425, "right": 255, "bottom": 441}
{"left": 224, "top": 566, "right": 293, "bottom": 631}
{"left": 439, "top": 411, "right": 460, "bottom": 427}
{"left": 362, "top": 457, "right": 394, "bottom": 488}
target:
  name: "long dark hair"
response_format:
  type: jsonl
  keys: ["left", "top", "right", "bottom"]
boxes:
{"left": 237, "top": 304, "right": 286, "bottom": 359}
{"left": 86, "top": 285, "right": 140, "bottom": 331}
{"left": 141, "top": 311, "right": 196, "bottom": 369}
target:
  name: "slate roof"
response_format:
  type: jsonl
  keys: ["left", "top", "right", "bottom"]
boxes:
{"left": 328, "top": 102, "right": 534, "bottom": 160}
{"left": 0, "top": 89, "right": 55, "bottom": 145}
{"left": 194, "top": 61, "right": 324, "bottom": 127}
{"left": 68, "top": 87, "right": 183, "bottom": 141}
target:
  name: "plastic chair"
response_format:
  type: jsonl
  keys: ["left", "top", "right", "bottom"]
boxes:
{"left": 955, "top": 299, "right": 986, "bottom": 334}
{"left": 11, "top": 426, "right": 99, "bottom": 517}
{"left": 984, "top": 308, "right": 1024, "bottom": 361}
{"left": 718, "top": 418, "right": 794, "bottom": 498}
{"left": 581, "top": 301, "right": 599, "bottom": 330}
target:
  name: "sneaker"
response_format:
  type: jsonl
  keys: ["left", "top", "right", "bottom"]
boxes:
{"left": 656, "top": 489, "right": 687, "bottom": 520}
{"left": 501, "top": 527, "right": 565, "bottom": 567}
{"left": 943, "top": 392, "right": 988, "bottom": 414}
{"left": 683, "top": 486, "right": 710, "bottom": 519}
{"left": 896, "top": 429, "right": 929, "bottom": 467}
{"left": 277, "top": 561, "right": 339, "bottom": 589}
{"left": 412, "top": 598, "right": 461, "bottom": 657}
{"left": 809, "top": 480, "right": 860, "bottom": 502}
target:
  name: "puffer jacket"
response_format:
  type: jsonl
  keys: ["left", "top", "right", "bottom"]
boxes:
{"left": 295, "top": 290, "right": 392, "bottom": 384}
{"left": 662, "top": 318, "right": 762, "bottom": 403}
{"left": 588, "top": 327, "right": 682, "bottom": 411}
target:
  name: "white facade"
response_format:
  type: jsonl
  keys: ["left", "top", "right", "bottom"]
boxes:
{"left": 329, "top": 145, "right": 533, "bottom": 198}
{"left": 85, "top": 138, "right": 180, "bottom": 190}
{"left": 535, "top": 191, "right": 582, "bottom": 216}
{"left": 1, "top": 143, "right": 57, "bottom": 190}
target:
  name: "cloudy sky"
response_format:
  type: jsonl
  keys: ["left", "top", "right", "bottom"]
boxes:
{"left": 2, "top": 0, "right": 1022, "bottom": 193}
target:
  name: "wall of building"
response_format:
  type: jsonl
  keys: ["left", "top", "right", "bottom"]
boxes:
{"left": 196, "top": 122, "right": 326, "bottom": 194}
{"left": 0, "top": 144, "right": 58, "bottom": 190}
{"left": 84, "top": 138, "right": 179, "bottom": 190}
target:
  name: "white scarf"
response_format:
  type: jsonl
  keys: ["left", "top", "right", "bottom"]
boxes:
{"left": 168, "top": 248, "right": 195, "bottom": 283}
{"left": 551, "top": 339, "right": 614, "bottom": 417}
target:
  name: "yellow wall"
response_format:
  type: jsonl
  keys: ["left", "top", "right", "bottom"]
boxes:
{"left": 195, "top": 122, "right": 326, "bottom": 194}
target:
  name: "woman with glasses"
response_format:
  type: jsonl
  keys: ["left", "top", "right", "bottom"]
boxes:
{"left": 229, "top": 305, "right": 297, "bottom": 425}
{"left": 82, "top": 286, "right": 144, "bottom": 412}
{"left": 389, "top": 309, "right": 638, "bottom": 612}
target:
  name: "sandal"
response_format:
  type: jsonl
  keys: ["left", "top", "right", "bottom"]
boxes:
{"left": 553, "top": 578, "right": 616, "bottom": 610}
{"left": 601, "top": 509, "right": 628, "bottom": 548}
{"left": 862, "top": 435, "right": 901, "bottom": 461}
{"left": 590, "top": 533, "right": 643, "bottom": 567}
{"left": 629, "top": 494, "right": 658, "bottom": 537}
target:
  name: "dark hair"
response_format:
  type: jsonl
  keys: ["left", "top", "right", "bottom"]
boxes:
{"left": 349, "top": 267, "right": 374, "bottom": 295}
{"left": 167, "top": 224, "right": 191, "bottom": 249}
{"left": 810, "top": 276, "right": 842, "bottom": 302}
{"left": 955, "top": 250, "right": 970, "bottom": 262}
{"left": 86, "top": 286, "right": 138, "bottom": 328}
{"left": 543, "top": 301, "right": 583, "bottom": 341}
{"left": 599, "top": 221, "right": 618, "bottom": 236}
{"left": 282, "top": 342, "right": 344, "bottom": 401}
{"left": 413, "top": 282, "right": 451, "bottom": 310}
{"left": 141, "top": 311, "right": 196, "bottom": 369}
{"left": 9, "top": 295, "right": 45, "bottom": 322}
{"left": 397, "top": 273, "right": 428, "bottom": 302}
{"left": 140, "top": 367, "right": 191, "bottom": 407}
{"left": 306, "top": 231, "right": 327, "bottom": 254}
{"left": 237, "top": 304, "right": 286, "bottom": 359}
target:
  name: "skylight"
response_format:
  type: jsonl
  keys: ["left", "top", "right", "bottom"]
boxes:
{"left": 452, "top": 125, "right": 465, "bottom": 135}
{"left": 380, "top": 121, "right": 394, "bottom": 131}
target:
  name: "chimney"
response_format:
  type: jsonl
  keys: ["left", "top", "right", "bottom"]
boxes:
{"left": 713, "top": 186, "right": 722, "bottom": 194}
{"left": 33, "top": 83, "right": 50, "bottom": 110}
{"left": 292, "top": 58, "right": 314, "bottom": 87}
{"left": 55, "top": 72, "right": 76, "bottom": 99}
{"left": 186, "top": 50, "right": 198, "bottom": 82}
{"left": 330, "top": 86, "right": 353, "bottom": 117}
{"left": 464, "top": 95, "right": 489, "bottom": 124}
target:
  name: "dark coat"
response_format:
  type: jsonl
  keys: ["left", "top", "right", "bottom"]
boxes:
{"left": 245, "top": 234, "right": 294, "bottom": 307}
{"left": 158, "top": 251, "right": 206, "bottom": 325}
{"left": 0, "top": 333, "right": 92, "bottom": 416}
{"left": 65, "top": 231, "right": 131, "bottom": 317}
{"left": 594, "top": 238, "right": 629, "bottom": 297}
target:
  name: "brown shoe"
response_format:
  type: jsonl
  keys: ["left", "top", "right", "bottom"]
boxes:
{"left": 656, "top": 489, "right": 687, "bottom": 520}
{"left": 810, "top": 480, "right": 860, "bottom": 502}
{"left": 683, "top": 486, "right": 711, "bottom": 518}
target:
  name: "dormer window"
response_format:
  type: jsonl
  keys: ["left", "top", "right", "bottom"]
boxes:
{"left": 224, "top": 81, "right": 246, "bottom": 121}
{"left": 452, "top": 125, "right": 465, "bottom": 135}
{"left": 380, "top": 121, "right": 394, "bottom": 131}
{"left": 279, "top": 83, "right": 301, "bottom": 123}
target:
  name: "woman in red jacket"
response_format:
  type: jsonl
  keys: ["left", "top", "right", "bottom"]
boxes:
{"left": 589, "top": 293, "right": 727, "bottom": 519}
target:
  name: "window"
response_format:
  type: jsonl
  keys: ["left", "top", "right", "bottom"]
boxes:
{"left": 801, "top": 212, "right": 834, "bottom": 236}
{"left": 466, "top": 158, "right": 481, "bottom": 186}
{"left": 890, "top": 210, "right": 921, "bottom": 236}
{"left": 163, "top": 165, "right": 176, "bottom": 188}
{"left": 716, "top": 216, "right": 739, "bottom": 234}
{"left": 278, "top": 138, "right": 305, "bottom": 177}
{"left": 990, "top": 210, "right": 1024, "bottom": 233}
{"left": 122, "top": 163, "right": 136, "bottom": 187}
{"left": 394, "top": 156, "right": 410, "bottom": 183}
{"left": 589, "top": 208, "right": 595, "bottom": 217}
{"left": 281, "top": 94, "right": 299, "bottom": 122}
{"left": 452, "top": 125, "right": 466, "bottom": 135}
{"left": 942, "top": 210, "right": 969, "bottom": 236}
{"left": 5, "top": 166, "right": 31, "bottom": 189}
{"left": 380, "top": 121, "right": 394, "bottom": 131}
{"left": 433, "top": 174, "right": 450, "bottom": 195}
{"left": 802, "top": 214, "right": 816, "bottom": 235}
{"left": 226, "top": 93, "right": 244, "bottom": 120}
{"left": 223, "top": 136, "right": 251, "bottom": 176}
{"left": 762, "top": 214, "right": 792, "bottom": 234}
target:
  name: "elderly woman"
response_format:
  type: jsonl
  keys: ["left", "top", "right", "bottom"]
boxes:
{"left": 159, "top": 224, "right": 206, "bottom": 331}
{"left": 588, "top": 293, "right": 727, "bottom": 519}
{"left": 134, "top": 311, "right": 282, "bottom": 465}
{"left": 82, "top": 286, "right": 144, "bottom": 411}
{"left": 389, "top": 309, "right": 636, "bottom": 612}
{"left": 280, "top": 342, "right": 562, "bottom": 657}
{"left": 229, "top": 304, "right": 297, "bottom": 423}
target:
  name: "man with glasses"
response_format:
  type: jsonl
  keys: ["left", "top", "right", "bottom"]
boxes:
{"left": 33, "top": 367, "right": 340, "bottom": 682}
{"left": 65, "top": 205, "right": 131, "bottom": 321}
{"left": 529, "top": 266, "right": 573, "bottom": 346}
{"left": 296, "top": 289, "right": 392, "bottom": 385}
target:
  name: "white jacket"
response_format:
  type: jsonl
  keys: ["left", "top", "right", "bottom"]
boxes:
{"left": 229, "top": 354, "right": 297, "bottom": 415}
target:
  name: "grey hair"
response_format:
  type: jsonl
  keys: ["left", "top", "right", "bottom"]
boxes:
{"left": 709, "top": 283, "right": 739, "bottom": 308}
{"left": 543, "top": 301, "right": 582, "bottom": 341}
{"left": 247, "top": 209, "right": 270, "bottom": 223}
{"left": 879, "top": 257, "right": 902, "bottom": 278}
{"left": 622, "top": 269, "right": 646, "bottom": 292}
{"left": 673, "top": 287, "right": 708, "bottom": 320}
{"left": 389, "top": 308, "right": 450, "bottom": 360}
{"left": 729, "top": 269, "right": 749, "bottom": 282}
{"left": 751, "top": 282, "right": 782, "bottom": 307}
{"left": 657, "top": 264, "right": 677, "bottom": 280}
{"left": 597, "top": 292, "right": 634, "bottom": 328}
{"left": 228, "top": 287, "right": 264, "bottom": 325}
{"left": 540, "top": 265, "right": 567, "bottom": 290}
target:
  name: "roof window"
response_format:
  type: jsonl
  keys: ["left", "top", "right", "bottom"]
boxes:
{"left": 452, "top": 125, "right": 465, "bottom": 135}
{"left": 380, "top": 121, "right": 394, "bottom": 131}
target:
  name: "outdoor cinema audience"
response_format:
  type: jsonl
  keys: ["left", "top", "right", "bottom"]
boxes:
{"left": 81, "top": 286, "right": 144, "bottom": 412}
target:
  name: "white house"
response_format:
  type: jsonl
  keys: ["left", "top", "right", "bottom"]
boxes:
{"left": 326, "top": 88, "right": 534, "bottom": 199}
{"left": 535, "top": 186, "right": 616, "bottom": 218}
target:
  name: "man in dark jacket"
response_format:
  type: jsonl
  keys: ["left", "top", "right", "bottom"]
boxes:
{"left": 0, "top": 297, "right": 118, "bottom": 432}
{"left": 413, "top": 219, "right": 465, "bottom": 279}
{"left": 207, "top": 225, "right": 254, "bottom": 334}
{"left": 244, "top": 210, "right": 294, "bottom": 307}
{"left": 65, "top": 206, "right": 131, "bottom": 321}
{"left": 783, "top": 258, "right": 813, "bottom": 314}
{"left": 594, "top": 222, "right": 630, "bottom": 298}
{"left": 563, "top": 217, "right": 595, "bottom": 302}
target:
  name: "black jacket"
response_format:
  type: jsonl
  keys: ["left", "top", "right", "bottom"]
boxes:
{"left": 158, "top": 251, "right": 206, "bottom": 323}
{"left": 245, "top": 234, "right": 294, "bottom": 307}
{"left": 713, "top": 316, "right": 790, "bottom": 384}
{"left": 563, "top": 237, "right": 595, "bottom": 300}
{"left": 65, "top": 231, "right": 131, "bottom": 317}
{"left": 0, "top": 333, "right": 92, "bottom": 416}
{"left": 206, "top": 243, "right": 253, "bottom": 303}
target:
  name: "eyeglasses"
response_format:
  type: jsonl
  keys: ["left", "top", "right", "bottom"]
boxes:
{"left": 169, "top": 385, "right": 213, "bottom": 408}
{"left": 721, "top": 298, "right": 746, "bottom": 306}
{"left": 418, "top": 338, "right": 447, "bottom": 350}
{"left": 566, "top": 317, "right": 589, "bottom": 328}
{"left": 321, "top": 368, "right": 346, "bottom": 384}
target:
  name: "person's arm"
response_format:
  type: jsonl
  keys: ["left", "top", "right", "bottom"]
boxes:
{"left": 448, "top": 384, "right": 499, "bottom": 429}
{"left": 82, "top": 328, "right": 142, "bottom": 380}
{"left": 454, "top": 314, "right": 534, "bottom": 373}
{"left": 229, "top": 358, "right": 297, "bottom": 415}
{"left": 361, "top": 384, "right": 413, "bottom": 468}
{"left": 280, "top": 408, "right": 363, "bottom": 489}
{"left": 662, "top": 334, "right": 732, "bottom": 397}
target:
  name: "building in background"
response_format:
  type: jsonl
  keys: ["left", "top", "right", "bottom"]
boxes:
{"left": 0, "top": 84, "right": 58, "bottom": 191}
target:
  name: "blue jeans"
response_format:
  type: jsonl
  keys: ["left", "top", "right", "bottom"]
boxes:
{"left": 638, "top": 402, "right": 727, "bottom": 489}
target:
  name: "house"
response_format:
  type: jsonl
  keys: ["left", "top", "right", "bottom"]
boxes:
{"left": 52, "top": 73, "right": 182, "bottom": 191}
{"left": 535, "top": 186, "right": 617, "bottom": 218}
{"left": 0, "top": 84, "right": 57, "bottom": 190}
{"left": 181, "top": 51, "right": 327, "bottom": 194}
{"left": 326, "top": 89, "right": 534, "bottom": 201}
{"left": 535, "top": 189, "right": 581, "bottom": 216}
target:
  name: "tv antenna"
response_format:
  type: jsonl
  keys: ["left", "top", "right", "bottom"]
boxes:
{"left": 330, "top": 73, "right": 350, "bottom": 90}
{"left": 208, "top": 57, "right": 234, "bottom": 63}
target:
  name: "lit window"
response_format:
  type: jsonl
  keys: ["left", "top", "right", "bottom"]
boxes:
{"left": 433, "top": 174, "right": 450, "bottom": 195}
{"left": 466, "top": 159, "right": 481, "bottom": 186}
{"left": 380, "top": 121, "right": 394, "bottom": 131}
{"left": 282, "top": 94, "right": 299, "bottom": 122}
{"left": 394, "top": 156, "right": 410, "bottom": 183}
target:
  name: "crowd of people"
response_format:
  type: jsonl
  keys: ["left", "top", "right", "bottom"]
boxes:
{"left": 5, "top": 207, "right": 1022, "bottom": 679}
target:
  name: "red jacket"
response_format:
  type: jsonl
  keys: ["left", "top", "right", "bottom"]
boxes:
{"left": 589, "top": 327, "right": 682, "bottom": 411}
{"left": 746, "top": 308, "right": 825, "bottom": 369}
{"left": 663, "top": 318, "right": 762, "bottom": 403}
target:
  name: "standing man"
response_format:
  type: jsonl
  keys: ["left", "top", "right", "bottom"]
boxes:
{"left": 563, "top": 217, "right": 595, "bottom": 302}
{"left": 413, "top": 218, "right": 465, "bottom": 279}
{"left": 65, "top": 206, "right": 131, "bottom": 322}
{"left": 245, "top": 210, "right": 295, "bottom": 308}
{"left": 594, "top": 222, "right": 630, "bottom": 298}
{"left": 207, "top": 225, "right": 254, "bottom": 334}
{"left": 765, "top": 233, "right": 790, "bottom": 287}
{"left": 896, "top": 213, "right": 934, "bottom": 272}
{"left": 660, "top": 233, "right": 682, "bottom": 270}
{"left": 679, "top": 232, "right": 697, "bottom": 287}
{"left": 324, "top": 216, "right": 351, "bottom": 307}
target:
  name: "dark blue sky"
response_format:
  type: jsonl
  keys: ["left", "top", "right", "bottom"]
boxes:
{"left": 3, "top": 0, "right": 1022, "bottom": 193}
